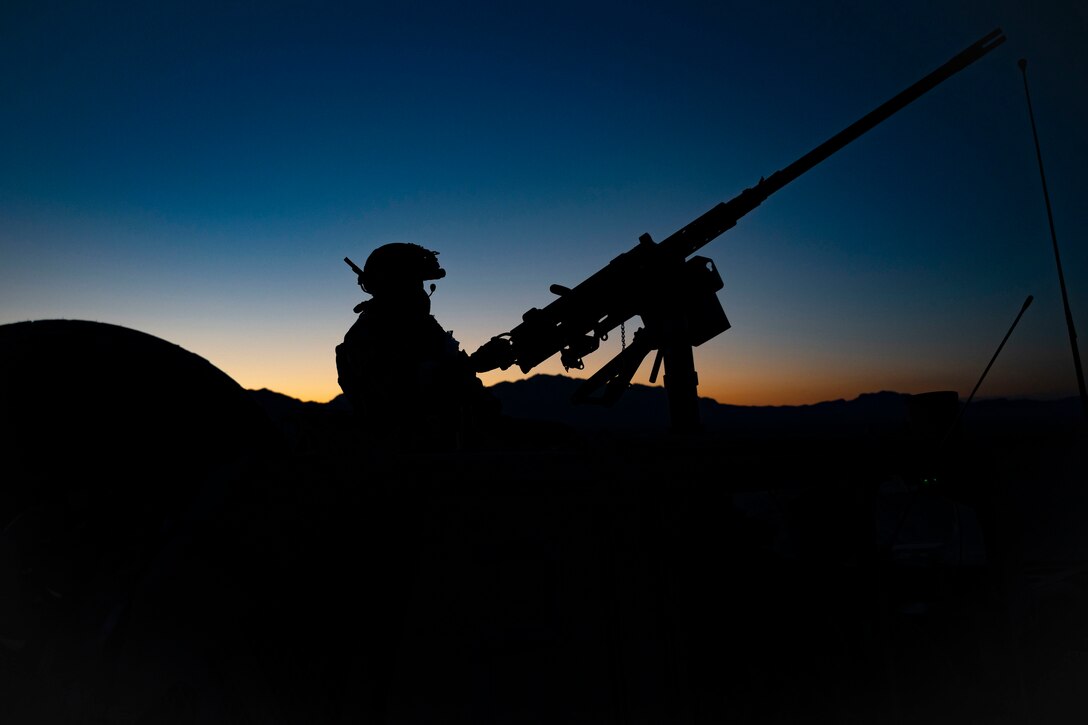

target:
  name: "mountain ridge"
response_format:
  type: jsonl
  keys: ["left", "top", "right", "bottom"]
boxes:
{"left": 249, "top": 374, "right": 1084, "bottom": 438}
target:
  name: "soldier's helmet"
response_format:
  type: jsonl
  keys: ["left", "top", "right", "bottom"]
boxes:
{"left": 360, "top": 242, "right": 446, "bottom": 295}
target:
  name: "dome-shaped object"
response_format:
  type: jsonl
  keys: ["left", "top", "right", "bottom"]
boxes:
{"left": 360, "top": 242, "right": 445, "bottom": 295}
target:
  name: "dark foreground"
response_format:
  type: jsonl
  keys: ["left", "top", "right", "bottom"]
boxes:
{"left": 6, "top": 418, "right": 1087, "bottom": 724}
{"left": 3, "top": 320, "right": 1087, "bottom": 724}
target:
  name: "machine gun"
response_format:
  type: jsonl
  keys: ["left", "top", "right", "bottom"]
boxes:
{"left": 469, "top": 29, "right": 1006, "bottom": 432}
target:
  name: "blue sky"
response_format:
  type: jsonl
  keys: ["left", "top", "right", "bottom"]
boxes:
{"left": 2, "top": 1, "right": 1086, "bottom": 404}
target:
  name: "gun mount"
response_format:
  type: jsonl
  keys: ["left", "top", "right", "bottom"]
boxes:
{"left": 470, "top": 29, "right": 1006, "bottom": 433}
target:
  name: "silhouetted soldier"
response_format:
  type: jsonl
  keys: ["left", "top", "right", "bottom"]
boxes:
{"left": 336, "top": 242, "right": 501, "bottom": 450}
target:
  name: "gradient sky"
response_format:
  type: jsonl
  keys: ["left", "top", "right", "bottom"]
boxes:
{"left": 3, "top": 1, "right": 1086, "bottom": 406}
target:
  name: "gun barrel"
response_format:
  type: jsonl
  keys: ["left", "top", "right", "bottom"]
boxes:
{"left": 472, "top": 28, "right": 1006, "bottom": 375}
{"left": 660, "top": 27, "right": 1005, "bottom": 260}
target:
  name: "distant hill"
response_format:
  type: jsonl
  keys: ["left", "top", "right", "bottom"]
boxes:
{"left": 248, "top": 374, "right": 1084, "bottom": 440}
{"left": 489, "top": 374, "right": 918, "bottom": 438}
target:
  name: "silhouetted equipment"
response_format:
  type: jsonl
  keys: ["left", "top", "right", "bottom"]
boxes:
{"left": 470, "top": 28, "right": 1006, "bottom": 432}
{"left": 1018, "top": 58, "right": 1088, "bottom": 422}
{"left": 345, "top": 256, "right": 369, "bottom": 313}
{"left": 345, "top": 255, "right": 364, "bottom": 278}
{"left": 889, "top": 295, "right": 1033, "bottom": 554}
{"left": 942, "top": 294, "right": 1034, "bottom": 447}
{"left": 908, "top": 391, "right": 961, "bottom": 445}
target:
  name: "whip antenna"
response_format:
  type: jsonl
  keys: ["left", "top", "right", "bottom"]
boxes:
{"left": 942, "top": 295, "right": 1034, "bottom": 447}
{"left": 1018, "top": 58, "right": 1088, "bottom": 421}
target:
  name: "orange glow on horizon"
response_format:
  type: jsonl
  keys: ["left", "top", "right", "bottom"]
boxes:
{"left": 245, "top": 367, "right": 949, "bottom": 408}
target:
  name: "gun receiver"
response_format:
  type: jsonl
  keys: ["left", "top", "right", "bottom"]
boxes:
{"left": 470, "top": 28, "right": 1006, "bottom": 432}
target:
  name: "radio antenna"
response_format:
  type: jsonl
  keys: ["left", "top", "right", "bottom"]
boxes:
{"left": 1018, "top": 58, "right": 1088, "bottom": 421}
{"left": 942, "top": 295, "right": 1034, "bottom": 448}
